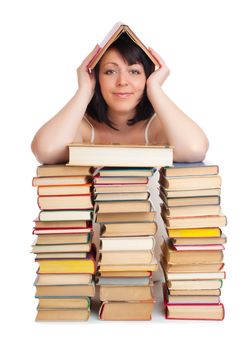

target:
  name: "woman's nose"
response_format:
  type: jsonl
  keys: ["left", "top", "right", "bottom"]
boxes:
{"left": 116, "top": 73, "right": 128, "bottom": 86}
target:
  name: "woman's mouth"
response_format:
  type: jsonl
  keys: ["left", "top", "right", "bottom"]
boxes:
{"left": 113, "top": 93, "right": 133, "bottom": 98}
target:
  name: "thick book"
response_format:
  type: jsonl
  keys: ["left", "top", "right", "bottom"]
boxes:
{"left": 101, "top": 221, "right": 157, "bottom": 237}
{"left": 95, "top": 200, "right": 152, "bottom": 213}
{"left": 87, "top": 22, "right": 159, "bottom": 72}
{"left": 36, "top": 308, "right": 90, "bottom": 321}
{"left": 95, "top": 211, "right": 156, "bottom": 223}
{"left": 36, "top": 164, "right": 93, "bottom": 177}
{"left": 32, "top": 176, "right": 91, "bottom": 186}
{"left": 161, "top": 161, "right": 219, "bottom": 177}
{"left": 35, "top": 256, "right": 96, "bottom": 274}
{"left": 37, "top": 297, "right": 90, "bottom": 309}
{"left": 100, "top": 236, "right": 155, "bottom": 251}
{"left": 99, "top": 285, "right": 153, "bottom": 301}
{"left": 161, "top": 212, "right": 227, "bottom": 229}
{"left": 159, "top": 173, "right": 221, "bottom": 191}
{"left": 35, "top": 282, "right": 95, "bottom": 297}
{"left": 37, "top": 194, "right": 93, "bottom": 210}
{"left": 99, "top": 300, "right": 154, "bottom": 321}
{"left": 67, "top": 144, "right": 173, "bottom": 167}
{"left": 37, "top": 184, "right": 92, "bottom": 196}
{"left": 35, "top": 232, "right": 90, "bottom": 244}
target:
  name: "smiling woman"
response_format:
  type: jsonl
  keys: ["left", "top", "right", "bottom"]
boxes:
{"left": 31, "top": 32, "right": 209, "bottom": 164}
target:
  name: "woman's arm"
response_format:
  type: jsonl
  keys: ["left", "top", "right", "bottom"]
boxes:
{"left": 147, "top": 48, "right": 209, "bottom": 162}
{"left": 31, "top": 45, "right": 99, "bottom": 164}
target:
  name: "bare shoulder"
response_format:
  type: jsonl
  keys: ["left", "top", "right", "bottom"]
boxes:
{"left": 148, "top": 114, "right": 169, "bottom": 144}
{"left": 73, "top": 116, "right": 93, "bottom": 143}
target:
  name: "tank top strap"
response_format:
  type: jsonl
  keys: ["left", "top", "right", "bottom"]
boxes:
{"left": 144, "top": 113, "right": 156, "bottom": 145}
{"left": 83, "top": 115, "right": 95, "bottom": 143}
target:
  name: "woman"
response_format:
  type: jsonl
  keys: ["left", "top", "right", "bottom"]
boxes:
{"left": 31, "top": 33, "right": 209, "bottom": 164}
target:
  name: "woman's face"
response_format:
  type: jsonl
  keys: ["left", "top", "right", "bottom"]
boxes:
{"left": 98, "top": 48, "right": 147, "bottom": 115}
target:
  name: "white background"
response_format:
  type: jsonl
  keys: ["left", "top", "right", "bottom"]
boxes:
{"left": 0, "top": 0, "right": 250, "bottom": 348}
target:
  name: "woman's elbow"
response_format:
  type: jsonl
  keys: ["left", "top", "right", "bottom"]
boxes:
{"left": 174, "top": 139, "right": 209, "bottom": 163}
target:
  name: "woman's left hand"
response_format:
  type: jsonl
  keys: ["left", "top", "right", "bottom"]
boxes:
{"left": 146, "top": 48, "right": 170, "bottom": 90}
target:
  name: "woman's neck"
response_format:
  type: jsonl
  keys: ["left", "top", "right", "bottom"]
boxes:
{"left": 107, "top": 110, "right": 135, "bottom": 131}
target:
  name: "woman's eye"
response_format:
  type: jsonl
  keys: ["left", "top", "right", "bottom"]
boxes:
{"left": 105, "top": 69, "right": 116, "bottom": 75}
{"left": 130, "top": 69, "right": 140, "bottom": 75}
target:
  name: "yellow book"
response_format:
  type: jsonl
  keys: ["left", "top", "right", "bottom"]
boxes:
{"left": 36, "top": 258, "right": 96, "bottom": 274}
{"left": 167, "top": 228, "right": 222, "bottom": 238}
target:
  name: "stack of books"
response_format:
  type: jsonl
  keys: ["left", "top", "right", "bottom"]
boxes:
{"left": 159, "top": 162, "right": 227, "bottom": 320}
{"left": 66, "top": 143, "right": 173, "bottom": 320}
{"left": 94, "top": 166, "right": 158, "bottom": 320}
{"left": 31, "top": 164, "right": 96, "bottom": 321}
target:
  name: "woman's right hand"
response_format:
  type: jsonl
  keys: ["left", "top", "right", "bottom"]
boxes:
{"left": 77, "top": 44, "right": 100, "bottom": 102}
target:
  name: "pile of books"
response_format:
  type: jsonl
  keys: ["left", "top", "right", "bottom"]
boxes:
{"left": 93, "top": 166, "right": 158, "bottom": 320}
{"left": 31, "top": 164, "right": 96, "bottom": 321}
{"left": 160, "top": 162, "right": 227, "bottom": 320}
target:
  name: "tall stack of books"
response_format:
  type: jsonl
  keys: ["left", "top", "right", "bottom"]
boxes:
{"left": 67, "top": 143, "right": 173, "bottom": 320}
{"left": 159, "top": 162, "right": 227, "bottom": 321}
{"left": 31, "top": 164, "right": 96, "bottom": 321}
{"left": 94, "top": 166, "right": 158, "bottom": 320}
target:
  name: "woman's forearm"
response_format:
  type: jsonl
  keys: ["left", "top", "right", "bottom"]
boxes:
{"left": 148, "top": 85, "right": 209, "bottom": 162}
{"left": 31, "top": 90, "right": 89, "bottom": 164}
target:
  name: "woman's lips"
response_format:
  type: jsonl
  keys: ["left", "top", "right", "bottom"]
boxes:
{"left": 113, "top": 93, "right": 133, "bottom": 98}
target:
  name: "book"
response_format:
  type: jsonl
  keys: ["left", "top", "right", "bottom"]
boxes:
{"left": 37, "top": 184, "right": 92, "bottom": 196}
{"left": 38, "top": 210, "right": 93, "bottom": 222}
{"left": 35, "top": 282, "right": 95, "bottom": 297}
{"left": 36, "top": 308, "right": 90, "bottom": 321}
{"left": 67, "top": 144, "right": 173, "bottom": 167}
{"left": 162, "top": 162, "right": 219, "bottom": 177}
{"left": 170, "top": 235, "right": 227, "bottom": 245}
{"left": 101, "top": 222, "right": 157, "bottom": 237}
{"left": 34, "top": 220, "right": 92, "bottom": 229}
{"left": 94, "top": 192, "right": 150, "bottom": 201}
{"left": 159, "top": 191, "right": 220, "bottom": 207}
{"left": 167, "top": 279, "right": 223, "bottom": 290}
{"left": 161, "top": 203, "right": 221, "bottom": 217}
{"left": 33, "top": 228, "right": 92, "bottom": 235}
{"left": 100, "top": 236, "right": 155, "bottom": 251}
{"left": 96, "top": 277, "right": 152, "bottom": 285}
{"left": 99, "top": 285, "right": 153, "bottom": 301}
{"left": 32, "top": 176, "right": 91, "bottom": 186}
{"left": 36, "top": 164, "right": 93, "bottom": 177}
{"left": 96, "top": 211, "right": 156, "bottom": 223}
{"left": 160, "top": 187, "right": 221, "bottom": 198}
{"left": 161, "top": 213, "right": 227, "bottom": 229}
{"left": 99, "top": 250, "right": 154, "bottom": 265}
{"left": 162, "top": 262, "right": 225, "bottom": 273}
{"left": 166, "top": 227, "right": 222, "bottom": 238}
{"left": 35, "top": 256, "right": 96, "bottom": 274}
{"left": 35, "top": 252, "right": 88, "bottom": 259}
{"left": 87, "top": 22, "right": 159, "bottom": 72}
{"left": 94, "top": 184, "right": 148, "bottom": 193}
{"left": 95, "top": 167, "right": 155, "bottom": 177}
{"left": 37, "top": 195, "right": 93, "bottom": 210}
{"left": 100, "top": 271, "right": 152, "bottom": 277}
{"left": 159, "top": 173, "right": 221, "bottom": 191}
{"left": 94, "top": 200, "right": 152, "bottom": 213}
{"left": 165, "top": 271, "right": 226, "bottom": 280}
{"left": 37, "top": 297, "right": 90, "bottom": 309}
{"left": 94, "top": 176, "right": 148, "bottom": 184}
{"left": 35, "top": 273, "right": 92, "bottom": 285}
{"left": 165, "top": 303, "right": 224, "bottom": 320}
{"left": 35, "top": 233, "right": 90, "bottom": 244}
{"left": 31, "top": 242, "right": 91, "bottom": 254}
{"left": 99, "top": 300, "right": 154, "bottom": 321}
{"left": 98, "top": 258, "right": 158, "bottom": 272}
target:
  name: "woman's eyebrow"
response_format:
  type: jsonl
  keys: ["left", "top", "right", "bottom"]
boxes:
{"left": 104, "top": 62, "right": 119, "bottom": 66}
